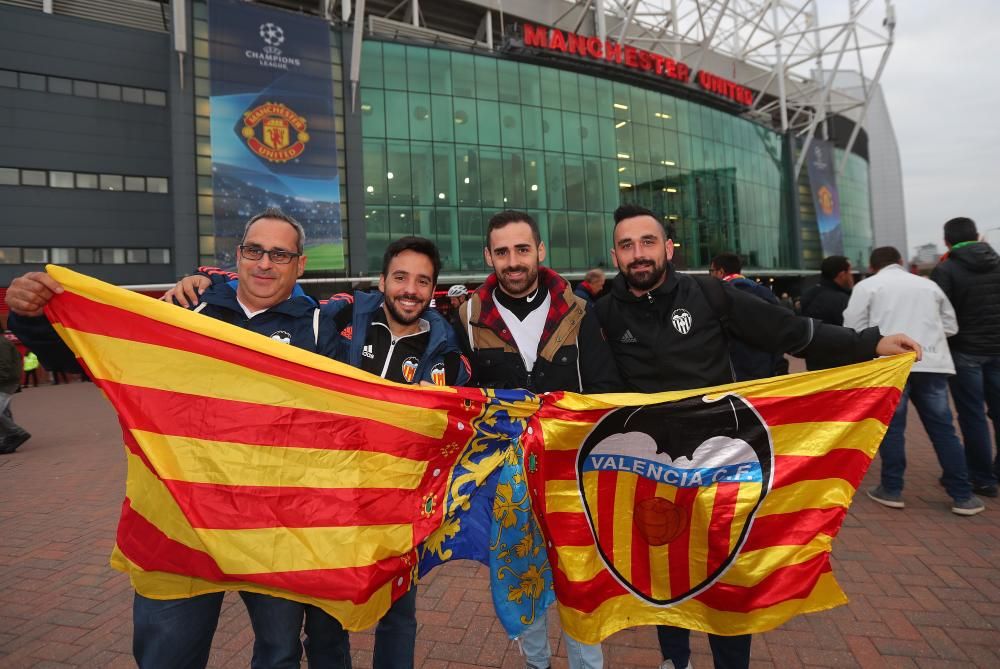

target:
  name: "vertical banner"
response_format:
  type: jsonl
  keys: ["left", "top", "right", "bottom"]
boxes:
{"left": 805, "top": 139, "right": 844, "bottom": 257}
{"left": 208, "top": 0, "right": 343, "bottom": 270}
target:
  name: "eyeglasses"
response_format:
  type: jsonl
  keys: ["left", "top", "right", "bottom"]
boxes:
{"left": 239, "top": 245, "right": 301, "bottom": 264}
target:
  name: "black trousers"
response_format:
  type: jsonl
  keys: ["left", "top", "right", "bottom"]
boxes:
{"left": 657, "top": 625, "right": 752, "bottom": 669}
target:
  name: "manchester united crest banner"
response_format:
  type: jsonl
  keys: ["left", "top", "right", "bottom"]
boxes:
{"left": 524, "top": 354, "right": 912, "bottom": 643}
{"left": 208, "top": 0, "right": 343, "bottom": 270}
{"left": 804, "top": 138, "right": 844, "bottom": 257}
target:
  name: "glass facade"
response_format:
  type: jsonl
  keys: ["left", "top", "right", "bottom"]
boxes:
{"left": 359, "top": 41, "right": 792, "bottom": 275}
{"left": 837, "top": 148, "right": 874, "bottom": 269}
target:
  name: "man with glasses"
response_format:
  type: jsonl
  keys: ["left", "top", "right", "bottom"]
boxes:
{"left": 6, "top": 208, "right": 468, "bottom": 669}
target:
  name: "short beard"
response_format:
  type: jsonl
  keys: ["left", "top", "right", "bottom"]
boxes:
{"left": 384, "top": 294, "right": 428, "bottom": 326}
{"left": 497, "top": 265, "right": 539, "bottom": 297}
{"left": 623, "top": 261, "right": 667, "bottom": 292}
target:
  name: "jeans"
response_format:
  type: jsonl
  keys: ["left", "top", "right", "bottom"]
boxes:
{"left": 373, "top": 586, "right": 418, "bottom": 669}
{"left": 657, "top": 625, "right": 751, "bottom": 669}
{"left": 241, "top": 592, "right": 351, "bottom": 669}
{"left": 949, "top": 351, "right": 1000, "bottom": 488}
{"left": 521, "top": 614, "right": 603, "bottom": 668}
{"left": 879, "top": 372, "right": 973, "bottom": 501}
{"left": 134, "top": 591, "right": 352, "bottom": 669}
{"left": 133, "top": 592, "right": 223, "bottom": 669}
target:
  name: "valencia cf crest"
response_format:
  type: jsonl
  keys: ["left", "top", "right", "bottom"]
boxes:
{"left": 430, "top": 362, "right": 447, "bottom": 386}
{"left": 576, "top": 394, "right": 773, "bottom": 606}
{"left": 269, "top": 330, "right": 292, "bottom": 344}
{"left": 401, "top": 356, "right": 420, "bottom": 383}
{"left": 241, "top": 102, "right": 310, "bottom": 163}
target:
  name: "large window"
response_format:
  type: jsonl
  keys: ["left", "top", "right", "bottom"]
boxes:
{"left": 359, "top": 43, "right": 799, "bottom": 273}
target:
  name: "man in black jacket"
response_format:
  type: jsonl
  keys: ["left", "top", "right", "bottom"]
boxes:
{"left": 800, "top": 255, "right": 854, "bottom": 327}
{"left": 931, "top": 217, "right": 1000, "bottom": 497}
{"left": 455, "top": 210, "right": 620, "bottom": 669}
{"left": 595, "top": 204, "right": 920, "bottom": 669}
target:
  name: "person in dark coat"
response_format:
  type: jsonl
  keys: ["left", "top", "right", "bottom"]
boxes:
{"left": 709, "top": 252, "right": 789, "bottom": 380}
{"left": 931, "top": 216, "right": 1000, "bottom": 497}
{"left": 573, "top": 268, "right": 606, "bottom": 306}
{"left": 799, "top": 255, "right": 855, "bottom": 326}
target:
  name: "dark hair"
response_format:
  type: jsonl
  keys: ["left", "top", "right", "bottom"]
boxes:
{"left": 381, "top": 236, "right": 442, "bottom": 283}
{"left": 486, "top": 210, "right": 541, "bottom": 249}
{"left": 710, "top": 252, "right": 742, "bottom": 275}
{"left": 612, "top": 204, "right": 676, "bottom": 240}
{"left": 820, "top": 255, "right": 851, "bottom": 281}
{"left": 243, "top": 207, "right": 305, "bottom": 253}
{"left": 943, "top": 217, "right": 978, "bottom": 245}
{"left": 869, "top": 246, "right": 903, "bottom": 272}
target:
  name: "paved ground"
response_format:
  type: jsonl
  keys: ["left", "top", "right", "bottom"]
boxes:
{"left": 1, "top": 377, "right": 998, "bottom": 668}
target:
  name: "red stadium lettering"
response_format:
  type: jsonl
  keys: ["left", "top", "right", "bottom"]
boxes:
{"left": 523, "top": 23, "right": 548, "bottom": 49}
{"left": 549, "top": 28, "right": 568, "bottom": 52}
{"left": 624, "top": 46, "right": 639, "bottom": 68}
{"left": 587, "top": 36, "right": 604, "bottom": 59}
{"left": 605, "top": 40, "right": 623, "bottom": 63}
{"left": 638, "top": 50, "right": 653, "bottom": 71}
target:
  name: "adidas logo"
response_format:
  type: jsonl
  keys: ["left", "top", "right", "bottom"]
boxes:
{"left": 362, "top": 344, "right": 375, "bottom": 359}
{"left": 619, "top": 329, "right": 638, "bottom": 344}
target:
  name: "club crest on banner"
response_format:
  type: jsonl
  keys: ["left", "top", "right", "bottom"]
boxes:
{"left": 401, "top": 356, "right": 420, "bottom": 383}
{"left": 576, "top": 394, "right": 774, "bottom": 605}
{"left": 241, "top": 102, "right": 310, "bottom": 163}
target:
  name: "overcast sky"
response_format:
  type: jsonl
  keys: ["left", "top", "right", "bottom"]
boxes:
{"left": 822, "top": 1, "right": 1000, "bottom": 253}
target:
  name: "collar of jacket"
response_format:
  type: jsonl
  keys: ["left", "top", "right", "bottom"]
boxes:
{"left": 609, "top": 264, "right": 679, "bottom": 302}
{"left": 471, "top": 266, "right": 575, "bottom": 350}
{"left": 200, "top": 281, "right": 318, "bottom": 317}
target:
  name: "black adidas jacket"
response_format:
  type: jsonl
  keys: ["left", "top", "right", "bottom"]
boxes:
{"left": 595, "top": 269, "right": 883, "bottom": 393}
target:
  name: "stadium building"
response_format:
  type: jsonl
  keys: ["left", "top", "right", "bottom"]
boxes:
{"left": 0, "top": 0, "right": 904, "bottom": 293}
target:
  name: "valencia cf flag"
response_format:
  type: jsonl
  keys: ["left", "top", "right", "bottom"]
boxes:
{"left": 524, "top": 354, "right": 913, "bottom": 643}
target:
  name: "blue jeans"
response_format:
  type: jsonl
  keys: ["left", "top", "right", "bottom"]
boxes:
{"left": 134, "top": 591, "right": 352, "bottom": 669}
{"left": 949, "top": 351, "right": 1000, "bottom": 488}
{"left": 241, "top": 592, "right": 351, "bottom": 668}
{"left": 520, "top": 614, "right": 603, "bottom": 668}
{"left": 879, "top": 372, "right": 973, "bottom": 501}
{"left": 133, "top": 592, "right": 223, "bottom": 669}
{"left": 657, "top": 625, "right": 751, "bottom": 669}
{"left": 373, "top": 586, "right": 418, "bottom": 669}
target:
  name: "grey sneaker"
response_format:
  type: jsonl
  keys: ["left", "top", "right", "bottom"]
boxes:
{"left": 659, "top": 662, "right": 693, "bottom": 669}
{"left": 951, "top": 496, "right": 985, "bottom": 516}
{"left": 867, "top": 485, "right": 905, "bottom": 509}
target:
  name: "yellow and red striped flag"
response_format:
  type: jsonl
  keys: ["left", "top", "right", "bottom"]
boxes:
{"left": 523, "top": 354, "right": 912, "bottom": 643}
{"left": 41, "top": 265, "right": 912, "bottom": 639}
{"left": 41, "top": 266, "right": 536, "bottom": 630}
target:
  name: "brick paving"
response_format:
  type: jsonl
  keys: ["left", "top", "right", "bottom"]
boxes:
{"left": 1, "top": 378, "right": 998, "bottom": 668}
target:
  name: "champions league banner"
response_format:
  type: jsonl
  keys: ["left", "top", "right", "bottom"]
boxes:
{"left": 805, "top": 139, "right": 844, "bottom": 257}
{"left": 208, "top": 0, "right": 342, "bottom": 270}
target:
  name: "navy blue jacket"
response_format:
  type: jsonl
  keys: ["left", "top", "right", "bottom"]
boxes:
{"left": 724, "top": 276, "right": 790, "bottom": 381}
{"left": 323, "top": 289, "right": 470, "bottom": 386}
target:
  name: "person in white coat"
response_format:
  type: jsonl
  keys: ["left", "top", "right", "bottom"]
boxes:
{"left": 843, "top": 246, "right": 985, "bottom": 516}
